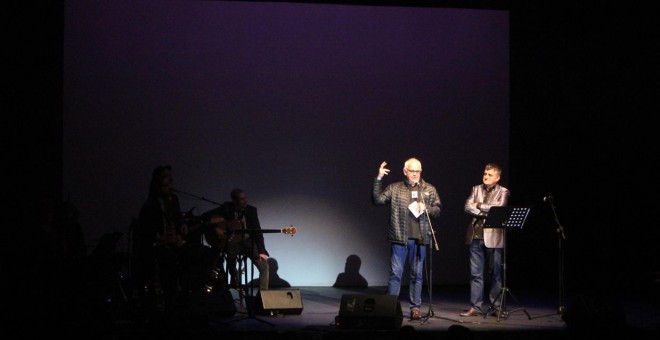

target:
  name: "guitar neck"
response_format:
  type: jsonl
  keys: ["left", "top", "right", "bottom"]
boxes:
{"left": 262, "top": 229, "right": 288, "bottom": 233}
{"left": 230, "top": 226, "right": 296, "bottom": 235}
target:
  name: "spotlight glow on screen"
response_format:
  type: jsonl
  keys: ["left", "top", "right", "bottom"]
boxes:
{"left": 64, "top": 1, "right": 509, "bottom": 286}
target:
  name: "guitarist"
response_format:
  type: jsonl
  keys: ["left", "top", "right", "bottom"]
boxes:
{"left": 202, "top": 188, "right": 270, "bottom": 291}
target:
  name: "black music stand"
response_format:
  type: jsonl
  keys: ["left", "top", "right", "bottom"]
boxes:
{"left": 483, "top": 206, "right": 532, "bottom": 321}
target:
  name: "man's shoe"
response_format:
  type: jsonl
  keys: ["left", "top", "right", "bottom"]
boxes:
{"left": 459, "top": 307, "right": 483, "bottom": 317}
{"left": 410, "top": 308, "right": 422, "bottom": 320}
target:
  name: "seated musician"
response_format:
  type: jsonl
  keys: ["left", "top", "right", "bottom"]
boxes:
{"left": 201, "top": 188, "right": 270, "bottom": 291}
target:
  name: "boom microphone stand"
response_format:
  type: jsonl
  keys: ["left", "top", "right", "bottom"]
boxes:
{"left": 172, "top": 188, "right": 223, "bottom": 208}
{"left": 533, "top": 196, "right": 566, "bottom": 319}
{"left": 548, "top": 196, "right": 566, "bottom": 315}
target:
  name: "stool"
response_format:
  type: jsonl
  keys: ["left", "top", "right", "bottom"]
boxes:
{"left": 227, "top": 253, "right": 250, "bottom": 309}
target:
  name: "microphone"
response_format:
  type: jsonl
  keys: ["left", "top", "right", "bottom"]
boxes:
{"left": 543, "top": 196, "right": 553, "bottom": 202}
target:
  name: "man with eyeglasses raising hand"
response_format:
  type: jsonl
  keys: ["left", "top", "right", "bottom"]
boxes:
{"left": 372, "top": 158, "right": 442, "bottom": 321}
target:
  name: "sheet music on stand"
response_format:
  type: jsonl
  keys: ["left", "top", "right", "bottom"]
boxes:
{"left": 484, "top": 206, "right": 531, "bottom": 230}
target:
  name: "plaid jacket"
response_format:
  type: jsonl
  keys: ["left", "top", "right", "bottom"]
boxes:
{"left": 372, "top": 178, "right": 442, "bottom": 244}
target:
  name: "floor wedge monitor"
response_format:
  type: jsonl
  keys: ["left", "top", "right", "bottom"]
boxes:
{"left": 255, "top": 289, "right": 304, "bottom": 315}
{"left": 336, "top": 294, "right": 403, "bottom": 330}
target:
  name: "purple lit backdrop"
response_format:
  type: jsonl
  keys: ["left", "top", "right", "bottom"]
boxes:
{"left": 63, "top": 1, "right": 509, "bottom": 286}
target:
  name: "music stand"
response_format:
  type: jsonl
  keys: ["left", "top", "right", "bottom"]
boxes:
{"left": 483, "top": 206, "right": 532, "bottom": 321}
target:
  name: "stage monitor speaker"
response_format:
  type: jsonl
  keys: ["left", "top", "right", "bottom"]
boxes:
{"left": 255, "top": 289, "right": 304, "bottom": 315}
{"left": 336, "top": 294, "right": 403, "bottom": 330}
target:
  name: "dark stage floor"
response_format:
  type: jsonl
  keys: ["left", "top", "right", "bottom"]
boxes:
{"left": 33, "top": 283, "right": 660, "bottom": 340}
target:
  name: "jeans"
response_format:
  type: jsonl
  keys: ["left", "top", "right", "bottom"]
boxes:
{"left": 388, "top": 239, "right": 426, "bottom": 310}
{"left": 469, "top": 239, "right": 502, "bottom": 312}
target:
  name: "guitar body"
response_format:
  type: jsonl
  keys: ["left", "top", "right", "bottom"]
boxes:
{"left": 203, "top": 215, "right": 245, "bottom": 250}
{"left": 220, "top": 219, "right": 246, "bottom": 244}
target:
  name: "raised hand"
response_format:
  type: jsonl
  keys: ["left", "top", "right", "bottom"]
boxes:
{"left": 378, "top": 161, "right": 390, "bottom": 178}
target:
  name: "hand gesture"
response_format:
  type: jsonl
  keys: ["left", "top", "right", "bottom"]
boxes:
{"left": 378, "top": 161, "right": 390, "bottom": 178}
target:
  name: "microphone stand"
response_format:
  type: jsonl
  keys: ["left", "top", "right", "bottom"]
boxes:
{"left": 532, "top": 196, "right": 566, "bottom": 319}
{"left": 548, "top": 197, "right": 566, "bottom": 315}
{"left": 415, "top": 183, "right": 475, "bottom": 325}
{"left": 417, "top": 183, "right": 462, "bottom": 325}
{"left": 419, "top": 202, "right": 438, "bottom": 325}
{"left": 172, "top": 188, "right": 222, "bottom": 208}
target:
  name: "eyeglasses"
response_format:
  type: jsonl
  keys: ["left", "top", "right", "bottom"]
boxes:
{"left": 406, "top": 169, "right": 422, "bottom": 174}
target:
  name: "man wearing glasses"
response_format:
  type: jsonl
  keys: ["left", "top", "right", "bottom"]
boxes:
{"left": 372, "top": 158, "right": 442, "bottom": 321}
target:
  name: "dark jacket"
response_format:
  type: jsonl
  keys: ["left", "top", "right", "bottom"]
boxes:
{"left": 372, "top": 178, "right": 442, "bottom": 244}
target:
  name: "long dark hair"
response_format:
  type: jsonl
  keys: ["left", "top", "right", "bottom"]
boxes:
{"left": 148, "top": 165, "right": 172, "bottom": 199}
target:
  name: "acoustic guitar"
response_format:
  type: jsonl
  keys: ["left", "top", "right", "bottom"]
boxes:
{"left": 206, "top": 215, "right": 296, "bottom": 250}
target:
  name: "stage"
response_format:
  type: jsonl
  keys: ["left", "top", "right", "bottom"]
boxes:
{"left": 51, "top": 284, "right": 660, "bottom": 339}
